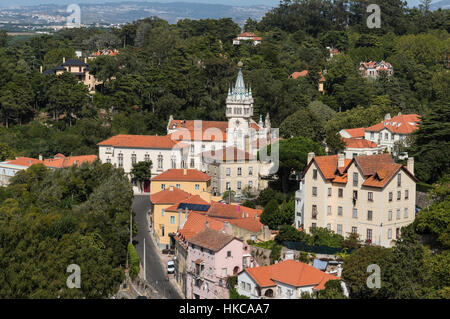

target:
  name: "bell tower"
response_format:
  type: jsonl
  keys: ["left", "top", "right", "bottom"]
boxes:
{"left": 226, "top": 62, "right": 254, "bottom": 148}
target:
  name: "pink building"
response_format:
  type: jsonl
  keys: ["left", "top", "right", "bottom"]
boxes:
{"left": 185, "top": 227, "right": 244, "bottom": 299}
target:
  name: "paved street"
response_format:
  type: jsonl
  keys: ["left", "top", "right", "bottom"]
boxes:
{"left": 132, "top": 195, "right": 182, "bottom": 299}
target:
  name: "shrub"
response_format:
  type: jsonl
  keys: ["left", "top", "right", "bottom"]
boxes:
{"left": 242, "top": 200, "right": 256, "bottom": 209}
{"left": 128, "top": 243, "right": 140, "bottom": 279}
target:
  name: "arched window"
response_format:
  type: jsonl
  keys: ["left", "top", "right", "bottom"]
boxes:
{"left": 118, "top": 153, "right": 123, "bottom": 168}
{"left": 171, "top": 155, "right": 177, "bottom": 169}
{"left": 158, "top": 154, "right": 163, "bottom": 170}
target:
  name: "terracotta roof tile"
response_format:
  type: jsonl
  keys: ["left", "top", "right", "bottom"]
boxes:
{"left": 43, "top": 155, "right": 97, "bottom": 168}
{"left": 98, "top": 134, "right": 182, "bottom": 149}
{"left": 245, "top": 260, "right": 339, "bottom": 289}
{"left": 228, "top": 217, "right": 263, "bottom": 233}
{"left": 201, "top": 146, "right": 254, "bottom": 162}
{"left": 151, "top": 169, "right": 210, "bottom": 182}
{"left": 188, "top": 227, "right": 236, "bottom": 252}
{"left": 4, "top": 157, "right": 43, "bottom": 167}
{"left": 207, "top": 202, "right": 261, "bottom": 219}
{"left": 169, "top": 120, "right": 228, "bottom": 142}
{"left": 290, "top": 70, "right": 308, "bottom": 79}
{"left": 312, "top": 155, "right": 352, "bottom": 180}
{"left": 178, "top": 212, "right": 225, "bottom": 240}
{"left": 343, "top": 138, "right": 378, "bottom": 149}
{"left": 365, "top": 114, "right": 420, "bottom": 134}
{"left": 150, "top": 188, "right": 191, "bottom": 204}
{"left": 343, "top": 127, "right": 365, "bottom": 138}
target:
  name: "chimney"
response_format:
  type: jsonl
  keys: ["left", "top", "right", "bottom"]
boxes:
{"left": 183, "top": 168, "right": 187, "bottom": 175}
{"left": 40, "top": 66, "right": 43, "bottom": 73}
{"left": 38, "top": 154, "right": 43, "bottom": 161}
{"left": 307, "top": 152, "right": 315, "bottom": 165}
{"left": 407, "top": 157, "right": 414, "bottom": 175}
{"left": 338, "top": 153, "right": 345, "bottom": 168}
{"left": 384, "top": 113, "right": 391, "bottom": 120}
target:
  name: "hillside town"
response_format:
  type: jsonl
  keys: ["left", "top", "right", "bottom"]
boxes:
{"left": 0, "top": 0, "right": 448, "bottom": 304}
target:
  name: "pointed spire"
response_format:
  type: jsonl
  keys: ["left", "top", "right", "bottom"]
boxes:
{"left": 234, "top": 61, "right": 245, "bottom": 94}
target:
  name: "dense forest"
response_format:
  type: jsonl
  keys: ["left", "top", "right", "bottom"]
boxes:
{"left": 0, "top": 0, "right": 448, "bottom": 185}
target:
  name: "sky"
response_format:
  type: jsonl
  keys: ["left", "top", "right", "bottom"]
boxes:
{"left": 0, "top": 0, "right": 430, "bottom": 8}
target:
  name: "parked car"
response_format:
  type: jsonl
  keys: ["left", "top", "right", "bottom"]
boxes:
{"left": 167, "top": 260, "right": 175, "bottom": 274}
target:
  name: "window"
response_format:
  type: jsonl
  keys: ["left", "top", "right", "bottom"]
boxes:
{"left": 388, "top": 229, "right": 392, "bottom": 239}
{"left": 397, "top": 174, "right": 401, "bottom": 187}
{"left": 158, "top": 155, "right": 163, "bottom": 170}
{"left": 404, "top": 208, "right": 408, "bottom": 219}
{"left": 227, "top": 251, "right": 232, "bottom": 258}
{"left": 277, "top": 287, "right": 282, "bottom": 295}
{"left": 246, "top": 283, "right": 251, "bottom": 292}
{"left": 405, "top": 190, "right": 409, "bottom": 200}
{"left": 222, "top": 268, "right": 227, "bottom": 277}
{"left": 367, "top": 210, "right": 373, "bottom": 221}
{"left": 170, "top": 216, "right": 175, "bottom": 224}
{"left": 370, "top": 132, "right": 374, "bottom": 140}
{"left": 313, "top": 169, "right": 318, "bottom": 179}
{"left": 328, "top": 188, "right": 332, "bottom": 197}
{"left": 237, "top": 167, "right": 242, "bottom": 176}
{"left": 388, "top": 210, "right": 393, "bottom": 221}
{"left": 118, "top": 153, "right": 123, "bottom": 168}
{"left": 338, "top": 188, "right": 343, "bottom": 198}
{"left": 312, "top": 187, "right": 317, "bottom": 196}
{"left": 161, "top": 184, "right": 166, "bottom": 190}
{"left": 353, "top": 190, "right": 358, "bottom": 200}
{"left": 226, "top": 168, "right": 231, "bottom": 176}
{"left": 190, "top": 158, "right": 195, "bottom": 168}
{"left": 384, "top": 133, "right": 388, "bottom": 140}
{"left": 176, "top": 184, "right": 181, "bottom": 189}
{"left": 327, "top": 206, "right": 331, "bottom": 216}
{"left": 337, "top": 224, "right": 342, "bottom": 235}
{"left": 195, "top": 184, "right": 200, "bottom": 190}
{"left": 240, "top": 282, "right": 245, "bottom": 290}
{"left": 312, "top": 223, "right": 317, "bottom": 228}
{"left": 145, "top": 154, "right": 150, "bottom": 162}
{"left": 367, "top": 229, "right": 372, "bottom": 241}
{"left": 237, "top": 181, "right": 242, "bottom": 190}
{"left": 190, "top": 145, "right": 194, "bottom": 154}
{"left": 249, "top": 167, "right": 253, "bottom": 176}
{"left": 327, "top": 224, "right": 331, "bottom": 230}
{"left": 161, "top": 226, "right": 165, "bottom": 237}
{"left": 389, "top": 192, "right": 393, "bottom": 202}
{"left": 249, "top": 181, "right": 253, "bottom": 188}
{"left": 226, "top": 182, "right": 230, "bottom": 190}
{"left": 171, "top": 155, "right": 176, "bottom": 169}
{"left": 352, "top": 208, "right": 358, "bottom": 219}
{"left": 312, "top": 205, "right": 318, "bottom": 219}
{"left": 352, "top": 227, "right": 357, "bottom": 234}
{"left": 338, "top": 206, "right": 343, "bottom": 216}
{"left": 131, "top": 154, "right": 137, "bottom": 165}
{"left": 368, "top": 192, "right": 373, "bottom": 201}
{"left": 397, "top": 191, "right": 401, "bottom": 201}
{"left": 396, "top": 209, "right": 401, "bottom": 220}
{"left": 396, "top": 228, "right": 400, "bottom": 239}
{"left": 161, "top": 209, "right": 165, "bottom": 217}
{"left": 106, "top": 158, "right": 111, "bottom": 164}
{"left": 202, "top": 144, "right": 205, "bottom": 151}
{"left": 353, "top": 172, "right": 358, "bottom": 186}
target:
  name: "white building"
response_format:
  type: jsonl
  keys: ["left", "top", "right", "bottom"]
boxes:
{"left": 233, "top": 32, "right": 262, "bottom": 45}
{"left": 237, "top": 260, "right": 347, "bottom": 299}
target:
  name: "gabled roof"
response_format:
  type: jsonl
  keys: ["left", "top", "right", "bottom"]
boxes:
{"left": 188, "top": 227, "right": 237, "bottom": 252}
{"left": 178, "top": 212, "right": 225, "bottom": 240}
{"left": 62, "top": 59, "right": 88, "bottom": 67}
{"left": 3, "top": 157, "right": 43, "bottom": 167}
{"left": 206, "top": 202, "right": 262, "bottom": 219}
{"left": 307, "top": 155, "right": 352, "bottom": 180}
{"left": 228, "top": 217, "right": 263, "bottom": 233}
{"left": 244, "top": 260, "right": 339, "bottom": 290}
{"left": 353, "top": 153, "right": 394, "bottom": 176}
{"left": 150, "top": 188, "right": 191, "bottom": 205}
{"left": 98, "top": 134, "right": 183, "bottom": 149}
{"left": 365, "top": 114, "right": 420, "bottom": 134}
{"left": 165, "top": 195, "right": 211, "bottom": 213}
{"left": 43, "top": 154, "right": 97, "bottom": 168}
{"left": 343, "top": 138, "right": 378, "bottom": 149}
{"left": 290, "top": 70, "right": 308, "bottom": 79}
{"left": 342, "top": 127, "right": 365, "bottom": 138}
{"left": 151, "top": 169, "right": 210, "bottom": 182}
{"left": 168, "top": 120, "right": 228, "bottom": 141}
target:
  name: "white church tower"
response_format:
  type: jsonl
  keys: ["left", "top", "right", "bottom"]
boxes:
{"left": 226, "top": 62, "right": 254, "bottom": 149}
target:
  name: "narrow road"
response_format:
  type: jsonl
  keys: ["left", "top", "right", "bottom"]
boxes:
{"left": 132, "top": 195, "right": 182, "bottom": 299}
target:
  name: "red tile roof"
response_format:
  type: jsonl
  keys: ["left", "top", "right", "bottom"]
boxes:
{"left": 188, "top": 227, "right": 237, "bottom": 252}
{"left": 43, "top": 155, "right": 97, "bottom": 168}
{"left": 244, "top": 260, "right": 339, "bottom": 290}
{"left": 310, "top": 155, "right": 352, "bottom": 180}
{"left": 165, "top": 195, "right": 211, "bottom": 212}
{"left": 98, "top": 134, "right": 183, "bottom": 149}
{"left": 151, "top": 169, "right": 210, "bottom": 182}
{"left": 365, "top": 114, "right": 420, "bottom": 134}
{"left": 207, "top": 202, "right": 262, "bottom": 219}
{"left": 228, "top": 217, "right": 263, "bottom": 233}
{"left": 168, "top": 120, "right": 228, "bottom": 142}
{"left": 343, "top": 138, "right": 378, "bottom": 149}
{"left": 150, "top": 188, "right": 191, "bottom": 204}
{"left": 342, "top": 127, "right": 365, "bottom": 138}
{"left": 178, "top": 212, "right": 225, "bottom": 240}
{"left": 4, "top": 157, "right": 43, "bottom": 167}
{"left": 290, "top": 70, "right": 309, "bottom": 79}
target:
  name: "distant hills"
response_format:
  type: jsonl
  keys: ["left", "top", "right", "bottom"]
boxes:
{"left": 430, "top": 0, "right": 450, "bottom": 10}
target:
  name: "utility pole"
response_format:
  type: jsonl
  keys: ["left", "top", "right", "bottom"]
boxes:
{"left": 144, "top": 237, "right": 146, "bottom": 279}
{"left": 130, "top": 210, "right": 133, "bottom": 244}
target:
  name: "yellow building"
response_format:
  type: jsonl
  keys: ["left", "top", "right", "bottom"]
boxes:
{"left": 151, "top": 169, "right": 214, "bottom": 202}
{"left": 150, "top": 187, "right": 211, "bottom": 250}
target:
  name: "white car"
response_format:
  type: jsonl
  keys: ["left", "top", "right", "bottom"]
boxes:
{"left": 167, "top": 261, "right": 175, "bottom": 274}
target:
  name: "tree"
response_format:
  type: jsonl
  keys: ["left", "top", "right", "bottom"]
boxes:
{"left": 0, "top": 143, "right": 15, "bottom": 161}
{"left": 256, "top": 187, "right": 285, "bottom": 206}
{"left": 317, "top": 280, "right": 348, "bottom": 299}
{"left": 279, "top": 108, "right": 326, "bottom": 143}
{"left": 130, "top": 161, "right": 152, "bottom": 193}
{"left": 260, "top": 199, "right": 280, "bottom": 230}
{"left": 342, "top": 245, "right": 393, "bottom": 299}
{"left": 262, "top": 137, "right": 325, "bottom": 193}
